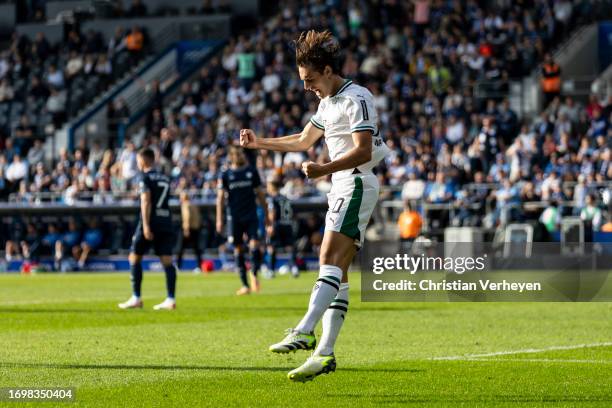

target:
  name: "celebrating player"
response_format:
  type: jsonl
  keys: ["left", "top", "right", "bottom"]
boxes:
{"left": 240, "top": 30, "right": 389, "bottom": 382}
{"left": 216, "top": 145, "right": 268, "bottom": 295}
{"left": 118, "top": 148, "right": 178, "bottom": 310}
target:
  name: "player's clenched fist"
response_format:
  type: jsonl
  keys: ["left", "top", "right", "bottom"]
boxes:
{"left": 301, "top": 161, "right": 326, "bottom": 178}
{"left": 240, "top": 129, "right": 257, "bottom": 148}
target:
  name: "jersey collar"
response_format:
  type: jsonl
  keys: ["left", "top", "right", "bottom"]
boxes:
{"left": 330, "top": 79, "right": 352, "bottom": 98}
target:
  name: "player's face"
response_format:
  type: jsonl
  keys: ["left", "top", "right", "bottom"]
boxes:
{"left": 299, "top": 65, "right": 332, "bottom": 99}
{"left": 136, "top": 155, "right": 144, "bottom": 171}
{"left": 229, "top": 149, "right": 246, "bottom": 166}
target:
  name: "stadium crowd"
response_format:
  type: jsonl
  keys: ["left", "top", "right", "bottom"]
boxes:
{"left": 1, "top": 0, "right": 611, "bottom": 263}
{"left": 0, "top": 23, "right": 149, "bottom": 146}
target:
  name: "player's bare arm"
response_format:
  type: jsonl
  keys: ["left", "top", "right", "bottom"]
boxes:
{"left": 240, "top": 121, "right": 324, "bottom": 152}
{"left": 302, "top": 130, "right": 372, "bottom": 179}
{"left": 141, "top": 191, "right": 153, "bottom": 240}
{"left": 215, "top": 188, "right": 225, "bottom": 234}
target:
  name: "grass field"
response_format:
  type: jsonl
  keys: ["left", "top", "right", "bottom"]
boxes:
{"left": 0, "top": 271, "right": 611, "bottom": 407}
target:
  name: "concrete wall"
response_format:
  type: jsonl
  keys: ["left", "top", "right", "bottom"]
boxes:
{"left": 554, "top": 24, "right": 599, "bottom": 78}
{"left": 16, "top": 14, "right": 231, "bottom": 49}
{"left": 46, "top": 0, "right": 257, "bottom": 18}
{"left": 46, "top": 1, "right": 91, "bottom": 21}
{"left": 0, "top": 3, "right": 16, "bottom": 30}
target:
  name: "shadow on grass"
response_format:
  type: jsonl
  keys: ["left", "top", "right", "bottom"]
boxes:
{"left": 0, "top": 308, "right": 119, "bottom": 314}
{"left": 0, "top": 362, "right": 288, "bottom": 372}
{"left": 0, "top": 362, "right": 425, "bottom": 374}
{"left": 328, "top": 394, "right": 612, "bottom": 403}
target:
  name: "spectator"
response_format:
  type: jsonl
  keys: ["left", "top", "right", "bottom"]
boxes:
{"left": 541, "top": 53, "right": 561, "bottom": 107}
{"left": 580, "top": 194, "right": 603, "bottom": 231}
{"left": 397, "top": 200, "right": 423, "bottom": 252}
{"left": 79, "top": 218, "right": 103, "bottom": 269}
{"left": 540, "top": 200, "right": 561, "bottom": 233}
{"left": 0, "top": 78, "right": 14, "bottom": 101}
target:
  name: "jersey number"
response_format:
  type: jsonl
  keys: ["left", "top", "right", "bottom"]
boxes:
{"left": 332, "top": 198, "right": 345, "bottom": 213}
{"left": 360, "top": 100, "right": 369, "bottom": 121}
{"left": 279, "top": 200, "right": 293, "bottom": 221}
{"left": 156, "top": 181, "right": 169, "bottom": 208}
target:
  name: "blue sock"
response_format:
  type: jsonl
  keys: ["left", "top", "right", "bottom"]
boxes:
{"left": 130, "top": 262, "right": 143, "bottom": 297}
{"left": 164, "top": 264, "right": 177, "bottom": 299}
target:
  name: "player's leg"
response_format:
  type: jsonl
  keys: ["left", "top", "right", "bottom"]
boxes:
{"left": 20, "top": 241, "right": 30, "bottom": 261}
{"left": 54, "top": 240, "right": 63, "bottom": 271}
{"left": 287, "top": 175, "right": 379, "bottom": 382}
{"left": 119, "top": 252, "right": 144, "bottom": 309}
{"left": 235, "top": 243, "right": 250, "bottom": 295}
{"left": 153, "top": 231, "right": 178, "bottom": 310}
{"left": 176, "top": 233, "right": 187, "bottom": 271}
{"left": 269, "top": 231, "right": 354, "bottom": 354}
{"left": 313, "top": 242, "right": 355, "bottom": 357}
{"left": 153, "top": 255, "right": 177, "bottom": 310}
{"left": 5, "top": 240, "right": 16, "bottom": 261}
{"left": 233, "top": 221, "right": 250, "bottom": 295}
{"left": 247, "top": 219, "right": 262, "bottom": 291}
{"left": 119, "top": 230, "right": 148, "bottom": 309}
{"left": 248, "top": 238, "right": 262, "bottom": 292}
{"left": 192, "top": 228, "right": 203, "bottom": 273}
{"left": 267, "top": 243, "right": 276, "bottom": 272}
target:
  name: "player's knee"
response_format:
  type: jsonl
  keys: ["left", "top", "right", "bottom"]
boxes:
{"left": 129, "top": 253, "right": 141, "bottom": 265}
{"left": 159, "top": 256, "right": 172, "bottom": 268}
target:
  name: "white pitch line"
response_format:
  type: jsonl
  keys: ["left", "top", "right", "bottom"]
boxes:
{"left": 433, "top": 342, "right": 612, "bottom": 361}
{"left": 458, "top": 358, "right": 612, "bottom": 364}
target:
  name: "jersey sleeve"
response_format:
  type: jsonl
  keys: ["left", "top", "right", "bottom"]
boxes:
{"left": 138, "top": 175, "right": 150, "bottom": 194}
{"left": 217, "top": 172, "right": 226, "bottom": 191}
{"left": 310, "top": 101, "right": 325, "bottom": 130}
{"left": 345, "top": 95, "right": 376, "bottom": 134}
{"left": 251, "top": 168, "right": 262, "bottom": 189}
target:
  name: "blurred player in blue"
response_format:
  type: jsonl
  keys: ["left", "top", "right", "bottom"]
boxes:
{"left": 119, "top": 148, "right": 178, "bottom": 310}
{"left": 216, "top": 145, "right": 268, "bottom": 295}
{"left": 265, "top": 176, "right": 298, "bottom": 277}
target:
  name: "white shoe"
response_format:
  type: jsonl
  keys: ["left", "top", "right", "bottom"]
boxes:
{"left": 192, "top": 267, "right": 202, "bottom": 274}
{"left": 153, "top": 298, "right": 176, "bottom": 310}
{"left": 287, "top": 354, "right": 336, "bottom": 382}
{"left": 291, "top": 266, "right": 300, "bottom": 278}
{"left": 118, "top": 296, "right": 143, "bottom": 309}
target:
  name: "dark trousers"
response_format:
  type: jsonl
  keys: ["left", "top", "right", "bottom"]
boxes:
{"left": 177, "top": 228, "right": 202, "bottom": 270}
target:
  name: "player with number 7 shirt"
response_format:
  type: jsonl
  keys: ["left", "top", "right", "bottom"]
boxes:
{"left": 118, "top": 148, "right": 179, "bottom": 311}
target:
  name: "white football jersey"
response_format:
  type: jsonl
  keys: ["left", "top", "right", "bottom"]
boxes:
{"left": 310, "top": 80, "right": 390, "bottom": 180}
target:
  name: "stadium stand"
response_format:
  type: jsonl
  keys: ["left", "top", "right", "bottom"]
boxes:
{"left": 0, "top": 0, "right": 611, "bottom": 270}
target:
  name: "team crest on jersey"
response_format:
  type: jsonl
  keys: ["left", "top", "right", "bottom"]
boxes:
{"left": 246, "top": 172, "right": 252, "bottom": 178}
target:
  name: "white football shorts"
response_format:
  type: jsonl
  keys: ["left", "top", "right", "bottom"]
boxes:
{"left": 324, "top": 173, "right": 380, "bottom": 248}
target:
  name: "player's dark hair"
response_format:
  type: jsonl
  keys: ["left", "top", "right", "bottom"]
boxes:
{"left": 294, "top": 30, "right": 341, "bottom": 74}
{"left": 138, "top": 147, "right": 155, "bottom": 164}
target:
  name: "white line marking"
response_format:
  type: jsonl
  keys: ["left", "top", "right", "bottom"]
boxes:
{"left": 459, "top": 358, "right": 612, "bottom": 364}
{"left": 433, "top": 342, "right": 612, "bottom": 361}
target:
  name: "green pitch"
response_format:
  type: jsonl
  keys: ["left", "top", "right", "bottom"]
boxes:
{"left": 0, "top": 272, "right": 610, "bottom": 407}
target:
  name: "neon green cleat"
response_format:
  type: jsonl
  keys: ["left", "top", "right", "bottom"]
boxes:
{"left": 269, "top": 329, "right": 316, "bottom": 353}
{"left": 287, "top": 354, "right": 336, "bottom": 383}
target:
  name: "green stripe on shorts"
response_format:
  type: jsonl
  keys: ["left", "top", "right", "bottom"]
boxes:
{"left": 339, "top": 177, "right": 363, "bottom": 239}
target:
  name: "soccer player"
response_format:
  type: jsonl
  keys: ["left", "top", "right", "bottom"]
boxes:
{"left": 216, "top": 145, "right": 268, "bottom": 295}
{"left": 118, "top": 148, "right": 178, "bottom": 310}
{"left": 240, "top": 30, "right": 389, "bottom": 382}
{"left": 265, "top": 177, "right": 298, "bottom": 277}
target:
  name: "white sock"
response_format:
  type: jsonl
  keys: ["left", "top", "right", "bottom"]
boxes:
{"left": 295, "top": 265, "right": 343, "bottom": 334}
{"left": 315, "top": 283, "right": 349, "bottom": 356}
